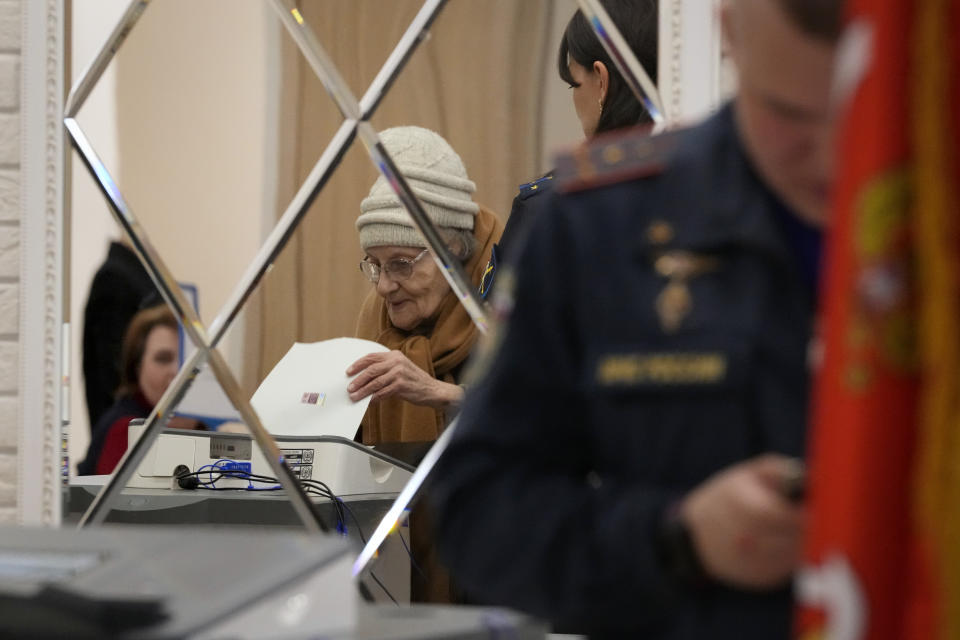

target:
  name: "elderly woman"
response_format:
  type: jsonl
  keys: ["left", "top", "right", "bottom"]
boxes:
{"left": 347, "top": 126, "right": 501, "bottom": 604}
{"left": 347, "top": 126, "right": 502, "bottom": 447}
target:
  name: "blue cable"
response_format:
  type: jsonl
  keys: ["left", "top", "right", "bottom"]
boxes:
{"left": 195, "top": 463, "right": 218, "bottom": 488}
{"left": 193, "top": 464, "right": 349, "bottom": 537}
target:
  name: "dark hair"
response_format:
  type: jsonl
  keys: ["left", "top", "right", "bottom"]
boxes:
{"left": 776, "top": 0, "right": 845, "bottom": 43}
{"left": 118, "top": 304, "right": 178, "bottom": 397}
{"left": 557, "top": 0, "right": 658, "bottom": 134}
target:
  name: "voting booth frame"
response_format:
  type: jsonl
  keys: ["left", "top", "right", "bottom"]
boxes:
{"left": 44, "top": 2, "right": 716, "bottom": 633}
{"left": 66, "top": 0, "right": 674, "bottom": 560}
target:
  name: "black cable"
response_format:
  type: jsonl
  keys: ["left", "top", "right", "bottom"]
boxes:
{"left": 397, "top": 529, "right": 426, "bottom": 579}
{"left": 180, "top": 469, "right": 323, "bottom": 494}
{"left": 303, "top": 487, "right": 346, "bottom": 530}
{"left": 178, "top": 468, "right": 336, "bottom": 502}
{"left": 176, "top": 469, "right": 272, "bottom": 484}
{"left": 337, "top": 498, "right": 420, "bottom": 578}
{"left": 356, "top": 580, "right": 376, "bottom": 604}
{"left": 300, "top": 478, "right": 338, "bottom": 499}
{"left": 180, "top": 467, "right": 347, "bottom": 533}
{"left": 337, "top": 499, "right": 367, "bottom": 544}
{"left": 175, "top": 464, "right": 402, "bottom": 606}
{"left": 369, "top": 571, "right": 398, "bottom": 606}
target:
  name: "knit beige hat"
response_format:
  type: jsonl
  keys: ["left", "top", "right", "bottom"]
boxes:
{"left": 357, "top": 126, "right": 479, "bottom": 251}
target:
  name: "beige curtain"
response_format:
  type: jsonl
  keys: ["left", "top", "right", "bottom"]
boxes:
{"left": 248, "top": 0, "right": 554, "bottom": 383}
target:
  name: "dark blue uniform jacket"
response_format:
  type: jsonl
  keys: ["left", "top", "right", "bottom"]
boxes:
{"left": 431, "top": 104, "right": 816, "bottom": 639}
{"left": 480, "top": 174, "right": 552, "bottom": 301}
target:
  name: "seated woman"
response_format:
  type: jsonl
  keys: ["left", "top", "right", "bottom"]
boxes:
{"left": 78, "top": 304, "right": 202, "bottom": 475}
{"left": 346, "top": 126, "right": 502, "bottom": 603}
{"left": 347, "top": 125, "right": 502, "bottom": 445}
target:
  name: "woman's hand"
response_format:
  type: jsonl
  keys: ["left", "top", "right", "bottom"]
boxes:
{"left": 346, "top": 350, "right": 464, "bottom": 409}
{"left": 215, "top": 421, "right": 249, "bottom": 434}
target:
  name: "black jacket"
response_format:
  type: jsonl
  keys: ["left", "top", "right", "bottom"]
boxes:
{"left": 82, "top": 242, "right": 157, "bottom": 430}
{"left": 479, "top": 174, "right": 553, "bottom": 301}
{"left": 77, "top": 392, "right": 150, "bottom": 476}
{"left": 430, "top": 104, "right": 815, "bottom": 638}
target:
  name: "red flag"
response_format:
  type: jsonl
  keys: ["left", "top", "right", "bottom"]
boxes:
{"left": 796, "top": 0, "right": 960, "bottom": 638}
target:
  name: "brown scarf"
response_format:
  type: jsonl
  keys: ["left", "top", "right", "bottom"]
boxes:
{"left": 355, "top": 206, "right": 503, "bottom": 444}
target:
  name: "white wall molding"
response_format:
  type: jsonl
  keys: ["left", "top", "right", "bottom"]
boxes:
{"left": 658, "top": 0, "right": 724, "bottom": 126}
{"left": 18, "top": 0, "right": 64, "bottom": 526}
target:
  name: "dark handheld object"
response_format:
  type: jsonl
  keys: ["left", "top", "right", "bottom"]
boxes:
{"left": 781, "top": 461, "right": 807, "bottom": 503}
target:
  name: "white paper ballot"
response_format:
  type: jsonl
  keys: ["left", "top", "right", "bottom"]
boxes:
{"left": 250, "top": 338, "right": 389, "bottom": 438}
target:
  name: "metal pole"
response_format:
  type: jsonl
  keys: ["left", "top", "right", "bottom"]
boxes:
{"left": 65, "top": 0, "right": 150, "bottom": 118}
{"left": 67, "top": 119, "right": 327, "bottom": 531}
{"left": 67, "top": 0, "right": 457, "bottom": 531}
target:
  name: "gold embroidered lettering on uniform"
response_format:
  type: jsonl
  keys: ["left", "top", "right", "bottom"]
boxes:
{"left": 597, "top": 356, "right": 641, "bottom": 384}
{"left": 596, "top": 353, "right": 727, "bottom": 385}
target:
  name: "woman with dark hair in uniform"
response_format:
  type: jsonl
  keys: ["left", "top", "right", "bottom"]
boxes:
{"left": 480, "top": 0, "right": 658, "bottom": 298}
{"left": 558, "top": 0, "right": 659, "bottom": 137}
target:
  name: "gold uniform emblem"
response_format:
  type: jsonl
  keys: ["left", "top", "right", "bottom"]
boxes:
{"left": 655, "top": 282, "right": 693, "bottom": 334}
{"left": 651, "top": 249, "right": 720, "bottom": 333}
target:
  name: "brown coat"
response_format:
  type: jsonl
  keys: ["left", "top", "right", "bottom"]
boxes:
{"left": 355, "top": 205, "right": 502, "bottom": 605}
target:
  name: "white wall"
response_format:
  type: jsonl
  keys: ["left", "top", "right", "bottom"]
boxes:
{"left": 0, "top": 0, "right": 21, "bottom": 523}
{"left": 539, "top": 0, "right": 584, "bottom": 173}
{"left": 67, "top": 0, "right": 129, "bottom": 479}
{"left": 113, "top": 0, "right": 274, "bottom": 332}
{"left": 68, "top": 1, "right": 275, "bottom": 471}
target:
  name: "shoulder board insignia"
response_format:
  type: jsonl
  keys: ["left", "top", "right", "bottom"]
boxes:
{"left": 553, "top": 125, "right": 683, "bottom": 193}
{"left": 478, "top": 243, "right": 500, "bottom": 300}
{"left": 517, "top": 173, "right": 554, "bottom": 200}
{"left": 463, "top": 265, "right": 517, "bottom": 385}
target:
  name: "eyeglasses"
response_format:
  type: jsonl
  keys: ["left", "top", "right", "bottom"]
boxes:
{"left": 359, "top": 249, "right": 429, "bottom": 283}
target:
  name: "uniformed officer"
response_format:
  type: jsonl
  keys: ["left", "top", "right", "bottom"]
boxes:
{"left": 480, "top": 0, "right": 657, "bottom": 300}
{"left": 431, "top": 0, "right": 843, "bottom": 638}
